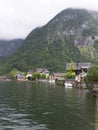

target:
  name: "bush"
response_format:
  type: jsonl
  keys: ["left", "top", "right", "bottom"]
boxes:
{"left": 85, "top": 65, "right": 98, "bottom": 82}
{"left": 40, "top": 74, "right": 46, "bottom": 79}
{"left": 32, "top": 72, "right": 46, "bottom": 80}
{"left": 32, "top": 72, "right": 40, "bottom": 80}
{"left": 63, "top": 72, "right": 75, "bottom": 78}
{"left": 84, "top": 65, "right": 98, "bottom": 90}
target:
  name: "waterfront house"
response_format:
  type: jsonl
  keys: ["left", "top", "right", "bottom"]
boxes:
{"left": 66, "top": 62, "right": 91, "bottom": 74}
{"left": 26, "top": 70, "right": 33, "bottom": 80}
{"left": 53, "top": 73, "right": 65, "bottom": 80}
{"left": 0, "top": 76, "right": 11, "bottom": 81}
{"left": 66, "top": 62, "right": 91, "bottom": 88}
{"left": 15, "top": 73, "right": 25, "bottom": 81}
{"left": 52, "top": 73, "right": 65, "bottom": 85}
{"left": 36, "top": 68, "right": 50, "bottom": 78}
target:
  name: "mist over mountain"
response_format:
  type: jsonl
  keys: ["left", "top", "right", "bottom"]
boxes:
{"left": 0, "top": 8, "right": 98, "bottom": 75}
{"left": 0, "top": 39, "right": 23, "bottom": 56}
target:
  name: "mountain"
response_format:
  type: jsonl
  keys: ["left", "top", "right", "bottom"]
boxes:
{"left": 0, "top": 39, "right": 23, "bottom": 56}
{"left": 0, "top": 8, "right": 98, "bottom": 75}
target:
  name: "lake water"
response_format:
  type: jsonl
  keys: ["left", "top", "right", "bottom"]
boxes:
{"left": 0, "top": 81, "right": 97, "bottom": 130}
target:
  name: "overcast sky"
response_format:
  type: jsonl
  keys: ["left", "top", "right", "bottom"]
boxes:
{"left": 0, "top": 0, "right": 98, "bottom": 39}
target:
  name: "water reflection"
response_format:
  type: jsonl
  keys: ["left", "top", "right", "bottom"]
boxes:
{"left": 0, "top": 82, "right": 96, "bottom": 130}
{"left": 96, "top": 98, "right": 98, "bottom": 130}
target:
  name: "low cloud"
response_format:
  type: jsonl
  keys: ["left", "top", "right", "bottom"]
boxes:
{"left": 0, "top": 0, "right": 98, "bottom": 39}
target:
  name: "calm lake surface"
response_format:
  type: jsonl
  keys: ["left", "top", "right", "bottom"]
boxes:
{"left": 0, "top": 81, "right": 97, "bottom": 130}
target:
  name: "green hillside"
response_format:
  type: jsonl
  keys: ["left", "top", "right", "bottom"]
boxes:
{"left": 0, "top": 8, "right": 98, "bottom": 75}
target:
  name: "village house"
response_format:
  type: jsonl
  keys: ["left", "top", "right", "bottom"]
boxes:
{"left": 26, "top": 70, "right": 33, "bottom": 80}
{"left": 51, "top": 73, "right": 65, "bottom": 85}
{"left": 52, "top": 73, "right": 65, "bottom": 80}
{"left": 36, "top": 68, "right": 50, "bottom": 78}
{"left": 66, "top": 62, "right": 92, "bottom": 87}
{"left": 15, "top": 73, "right": 25, "bottom": 81}
{"left": 66, "top": 62, "right": 91, "bottom": 75}
{"left": 0, "top": 76, "right": 11, "bottom": 81}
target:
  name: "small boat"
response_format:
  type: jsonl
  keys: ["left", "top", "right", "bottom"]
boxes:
{"left": 48, "top": 79, "right": 55, "bottom": 83}
{"left": 64, "top": 82, "right": 72, "bottom": 88}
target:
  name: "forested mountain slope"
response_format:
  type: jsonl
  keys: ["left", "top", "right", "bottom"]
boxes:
{"left": 0, "top": 8, "right": 98, "bottom": 75}
{"left": 0, "top": 39, "right": 23, "bottom": 56}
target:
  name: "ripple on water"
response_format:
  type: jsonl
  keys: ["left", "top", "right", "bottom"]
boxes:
{"left": 0, "top": 82, "right": 95, "bottom": 130}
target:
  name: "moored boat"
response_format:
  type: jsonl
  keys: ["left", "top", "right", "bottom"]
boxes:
{"left": 64, "top": 81, "right": 73, "bottom": 88}
{"left": 48, "top": 79, "right": 55, "bottom": 83}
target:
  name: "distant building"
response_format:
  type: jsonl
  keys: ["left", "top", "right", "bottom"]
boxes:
{"left": 53, "top": 73, "right": 65, "bottom": 80}
{"left": 15, "top": 73, "right": 25, "bottom": 81}
{"left": 26, "top": 70, "right": 33, "bottom": 80}
{"left": 0, "top": 76, "right": 10, "bottom": 81}
{"left": 36, "top": 68, "right": 49, "bottom": 78}
{"left": 66, "top": 62, "right": 91, "bottom": 74}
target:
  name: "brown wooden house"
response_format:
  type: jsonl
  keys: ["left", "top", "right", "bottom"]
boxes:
{"left": 66, "top": 62, "right": 91, "bottom": 74}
